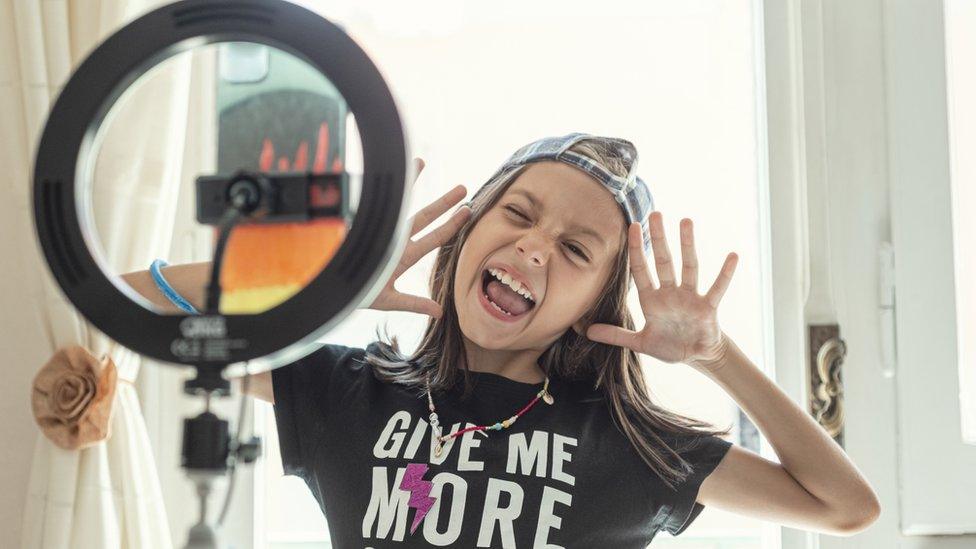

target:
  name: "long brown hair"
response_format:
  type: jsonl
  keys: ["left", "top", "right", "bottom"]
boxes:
{"left": 365, "top": 138, "right": 732, "bottom": 489}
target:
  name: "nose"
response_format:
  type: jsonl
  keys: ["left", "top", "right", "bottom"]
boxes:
{"left": 516, "top": 231, "right": 554, "bottom": 267}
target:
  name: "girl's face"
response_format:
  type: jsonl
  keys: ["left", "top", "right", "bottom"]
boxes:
{"left": 454, "top": 161, "right": 626, "bottom": 350}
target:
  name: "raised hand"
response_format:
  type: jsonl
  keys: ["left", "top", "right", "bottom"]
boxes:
{"left": 584, "top": 211, "right": 738, "bottom": 373}
{"left": 365, "top": 158, "right": 472, "bottom": 318}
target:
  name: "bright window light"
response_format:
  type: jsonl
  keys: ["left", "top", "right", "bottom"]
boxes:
{"left": 256, "top": 1, "right": 769, "bottom": 547}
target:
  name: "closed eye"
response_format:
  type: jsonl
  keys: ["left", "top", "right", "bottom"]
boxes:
{"left": 504, "top": 205, "right": 589, "bottom": 261}
{"left": 505, "top": 205, "right": 529, "bottom": 221}
{"left": 566, "top": 243, "right": 587, "bottom": 259}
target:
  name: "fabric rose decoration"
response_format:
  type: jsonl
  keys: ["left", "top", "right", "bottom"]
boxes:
{"left": 31, "top": 345, "right": 118, "bottom": 450}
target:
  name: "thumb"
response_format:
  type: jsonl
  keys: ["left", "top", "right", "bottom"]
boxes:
{"left": 411, "top": 157, "right": 426, "bottom": 185}
{"left": 402, "top": 293, "right": 442, "bottom": 319}
{"left": 585, "top": 323, "right": 637, "bottom": 349}
{"left": 584, "top": 323, "right": 612, "bottom": 344}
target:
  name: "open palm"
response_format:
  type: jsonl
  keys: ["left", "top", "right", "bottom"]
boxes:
{"left": 366, "top": 157, "right": 472, "bottom": 319}
{"left": 585, "top": 211, "right": 738, "bottom": 372}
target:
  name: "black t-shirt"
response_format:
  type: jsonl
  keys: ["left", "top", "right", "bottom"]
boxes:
{"left": 272, "top": 341, "right": 732, "bottom": 548}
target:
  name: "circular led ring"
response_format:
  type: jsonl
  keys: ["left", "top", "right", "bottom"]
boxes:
{"left": 32, "top": 0, "right": 411, "bottom": 376}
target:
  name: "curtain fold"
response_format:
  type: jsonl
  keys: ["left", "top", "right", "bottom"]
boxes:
{"left": 1, "top": 0, "right": 214, "bottom": 546}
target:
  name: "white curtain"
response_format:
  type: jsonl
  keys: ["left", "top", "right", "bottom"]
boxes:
{"left": 0, "top": 0, "right": 215, "bottom": 547}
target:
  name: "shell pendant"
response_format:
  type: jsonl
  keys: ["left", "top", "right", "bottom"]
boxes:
{"left": 433, "top": 424, "right": 445, "bottom": 457}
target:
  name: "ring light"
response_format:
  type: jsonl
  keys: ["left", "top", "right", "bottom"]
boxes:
{"left": 30, "top": 2, "right": 412, "bottom": 547}
{"left": 32, "top": 0, "right": 411, "bottom": 383}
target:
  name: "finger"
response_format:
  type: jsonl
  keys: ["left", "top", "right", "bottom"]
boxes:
{"left": 679, "top": 218, "right": 699, "bottom": 292}
{"left": 628, "top": 222, "right": 656, "bottom": 298}
{"left": 649, "top": 211, "right": 677, "bottom": 288}
{"left": 402, "top": 205, "right": 472, "bottom": 268}
{"left": 704, "top": 252, "right": 738, "bottom": 308}
{"left": 391, "top": 291, "right": 443, "bottom": 319}
{"left": 409, "top": 184, "right": 468, "bottom": 237}
{"left": 585, "top": 322, "right": 641, "bottom": 350}
{"left": 407, "top": 157, "right": 426, "bottom": 192}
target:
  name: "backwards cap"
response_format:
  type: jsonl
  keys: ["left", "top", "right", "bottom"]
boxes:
{"left": 467, "top": 132, "right": 655, "bottom": 255}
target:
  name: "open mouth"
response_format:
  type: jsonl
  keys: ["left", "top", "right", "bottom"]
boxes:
{"left": 480, "top": 268, "right": 536, "bottom": 319}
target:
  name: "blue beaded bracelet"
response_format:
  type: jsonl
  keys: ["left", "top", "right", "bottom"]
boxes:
{"left": 149, "top": 259, "right": 200, "bottom": 315}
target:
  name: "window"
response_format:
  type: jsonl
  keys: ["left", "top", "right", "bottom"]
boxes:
{"left": 254, "top": 1, "right": 770, "bottom": 547}
{"left": 944, "top": 0, "right": 976, "bottom": 446}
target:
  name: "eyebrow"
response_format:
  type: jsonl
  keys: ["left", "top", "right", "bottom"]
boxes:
{"left": 508, "top": 188, "right": 609, "bottom": 251}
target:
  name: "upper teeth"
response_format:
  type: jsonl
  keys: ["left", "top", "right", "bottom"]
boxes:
{"left": 488, "top": 268, "right": 535, "bottom": 302}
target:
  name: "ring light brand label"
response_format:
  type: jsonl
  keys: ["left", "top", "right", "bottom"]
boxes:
{"left": 180, "top": 316, "right": 227, "bottom": 338}
{"left": 172, "top": 317, "right": 249, "bottom": 361}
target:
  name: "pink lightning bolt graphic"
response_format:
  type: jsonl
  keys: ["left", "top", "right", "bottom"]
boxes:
{"left": 399, "top": 463, "right": 437, "bottom": 534}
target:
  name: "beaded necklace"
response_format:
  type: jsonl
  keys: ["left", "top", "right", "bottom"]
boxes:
{"left": 425, "top": 370, "right": 555, "bottom": 458}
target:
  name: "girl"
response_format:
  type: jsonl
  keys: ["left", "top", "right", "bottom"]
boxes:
{"left": 137, "top": 133, "right": 879, "bottom": 547}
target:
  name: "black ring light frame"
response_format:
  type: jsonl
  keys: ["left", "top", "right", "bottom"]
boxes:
{"left": 32, "top": 0, "right": 411, "bottom": 381}
{"left": 31, "top": 1, "right": 412, "bottom": 546}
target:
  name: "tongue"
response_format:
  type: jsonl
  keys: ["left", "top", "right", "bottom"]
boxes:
{"left": 485, "top": 279, "right": 532, "bottom": 316}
